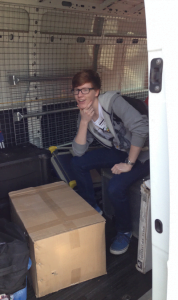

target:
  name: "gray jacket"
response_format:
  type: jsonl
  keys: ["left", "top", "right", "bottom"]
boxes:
{"left": 72, "top": 91, "right": 149, "bottom": 162}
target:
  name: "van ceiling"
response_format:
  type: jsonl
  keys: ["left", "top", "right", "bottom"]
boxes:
{"left": 1, "top": 0, "right": 145, "bottom": 19}
{"left": 76, "top": 0, "right": 145, "bottom": 16}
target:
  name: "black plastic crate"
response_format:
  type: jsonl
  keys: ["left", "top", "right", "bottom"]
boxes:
{"left": 0, "top": 143, "right": 51, "bottom": 199}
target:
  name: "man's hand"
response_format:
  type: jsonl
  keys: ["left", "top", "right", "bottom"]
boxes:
{"left": 79, "top": 101, "right": 94, "bottom": 124}
{"left": 111, "top": 163, "right": 132, "bottom": 174}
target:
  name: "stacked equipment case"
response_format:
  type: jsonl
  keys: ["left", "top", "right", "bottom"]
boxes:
{"left": 0, "top": 143, "right": 51, "bottom": 219}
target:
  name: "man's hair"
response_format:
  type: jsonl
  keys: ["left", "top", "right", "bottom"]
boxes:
{"left": 72, "top": 69, "right": 101, "bottom": 90}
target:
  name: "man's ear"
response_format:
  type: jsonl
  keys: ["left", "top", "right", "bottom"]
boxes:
{"left": 95, "top": 89, "right": 100, "bottom": 97}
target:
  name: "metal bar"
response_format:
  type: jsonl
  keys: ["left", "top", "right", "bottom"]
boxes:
{"left": 9, "top": 75, "right": 73, "bottom": 86}
{"left": 93, "top": 44, "right": 100, "bottom": 71}
{"left": 13, "top": 107, "right": 78, "bottom": 122}
{"left": 104, "top": 35, "right": 146, "bottom": 38}
{"left": 40, "top": 32, "right": 101, "bottom": 36}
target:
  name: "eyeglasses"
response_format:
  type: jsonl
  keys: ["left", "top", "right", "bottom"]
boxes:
{"left": 71, "top": 88, "right": 94, "bottom": 95}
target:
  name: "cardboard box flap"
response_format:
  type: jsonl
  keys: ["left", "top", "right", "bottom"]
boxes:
{"left": 10, "top": 181, "right": 105, "bottom": 241}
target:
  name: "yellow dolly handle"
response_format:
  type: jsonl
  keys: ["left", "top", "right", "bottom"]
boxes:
{"left": 49, "top": 146, "right": 77, "bottom": 189}
{"left": 69, "top": 180, "right": 77, "bottom": 189}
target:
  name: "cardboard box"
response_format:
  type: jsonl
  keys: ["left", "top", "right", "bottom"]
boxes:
{"left": 136, "top": 180, "right": 152, "bottom": 274}
{"left": 9, "top": 182, "right": 106, "bottom": 297}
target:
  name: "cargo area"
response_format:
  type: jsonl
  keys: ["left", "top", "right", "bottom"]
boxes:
{"left": 0, "top": 1, "right": 152, "bottom": 300}
{"left": 0, "top": 0, "right": 148, "bottom": 149}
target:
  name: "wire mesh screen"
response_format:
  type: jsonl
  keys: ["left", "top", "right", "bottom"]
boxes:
{"left": 0, "top": 3, "right": 148, "bottom": 149}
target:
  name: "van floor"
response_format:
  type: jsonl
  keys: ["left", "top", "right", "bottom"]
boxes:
{"left": 27, "top": 215, "right": 152, "bottom": 300}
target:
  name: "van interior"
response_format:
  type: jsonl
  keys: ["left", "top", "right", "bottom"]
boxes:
{"left": 0, "top": 1, "right": 152, "bottom": 299}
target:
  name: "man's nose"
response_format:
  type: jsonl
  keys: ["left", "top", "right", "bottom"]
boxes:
{"left": 78, "top": 90, "right": 83, "bottom": 96}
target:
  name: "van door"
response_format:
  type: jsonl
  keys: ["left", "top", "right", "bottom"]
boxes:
{"left": 145, "top": 1, "right": 178, "bottom": 299}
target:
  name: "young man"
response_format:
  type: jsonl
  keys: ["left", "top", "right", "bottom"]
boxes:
{"left": 71, "top": 69, "right": 149, "bottom": 255}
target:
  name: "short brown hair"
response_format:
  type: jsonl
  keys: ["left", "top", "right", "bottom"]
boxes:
{"left": 72, "top": 69, "right": 101, "bottom": 90}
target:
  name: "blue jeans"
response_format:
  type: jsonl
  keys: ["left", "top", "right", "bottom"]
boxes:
{"left": 71, "top": 147, "right": 150, "bottom": 232}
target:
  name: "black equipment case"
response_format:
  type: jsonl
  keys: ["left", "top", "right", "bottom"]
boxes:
{"left": 0, "top": 143, "right": 51, "bottom": 200}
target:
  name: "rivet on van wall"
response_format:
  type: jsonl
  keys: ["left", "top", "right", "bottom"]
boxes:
{"left": 116, "top": 38, "right": 123, "bottom": 44}
{"left": 62, "top": 1, "right": 72, "bottom": 7}
{"left": 9, "top": 34, "right": 13, "bottom": 41}
{"left": 132, "top": 39, "right": 138, "bottom": 44}
{"left": 77, "top": 37, "right": 85, "bottom": 43}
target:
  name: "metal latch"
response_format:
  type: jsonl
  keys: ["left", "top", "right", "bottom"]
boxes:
{"left": 149, "top": 58, "right": 163, "bottom": 93}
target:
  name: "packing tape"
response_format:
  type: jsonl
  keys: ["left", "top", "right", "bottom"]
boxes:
{"left": 28, "top": 219, "right": 65, "bottom": 234}
{"left": 26, "top": 185, "right": 98, "bottom": 234}
{"left": 27, "top": 190, "right": 77, "bottom": 233}
{"left": 71, "top": 268, "right": 81, "bottom": 285}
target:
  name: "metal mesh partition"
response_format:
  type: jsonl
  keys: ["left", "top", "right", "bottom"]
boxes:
{"left": 0, "top": 3, "right": 148, "bottom": 148}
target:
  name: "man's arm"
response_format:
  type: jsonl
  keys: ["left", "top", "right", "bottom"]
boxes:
{"left": 111, "top": 145, "right": 141, "bottom": 174}
{"left": 72, "top": 102, "right": 95, "bottom": 156}
{"left": 74, "top": 119, "right": 88, "bottom": 145}
{"left": 111, "top": 95, "right": 148, "bottom": 174}
{"left": 75, "top": 101, "right": 94, "bottom": 144}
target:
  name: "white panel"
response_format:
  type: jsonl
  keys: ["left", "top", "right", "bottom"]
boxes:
{"left": 98, "top": 40, "right": 148, "bottom": 94}
{"left": 121, "top": 42, "right": 147, "bottom": 93}
{"left": 0, "top": 41, "right": 29, "bottom": 109}
{"left": 39, "top": 43, "right": 94, "bottom": 75}
{"left": 41, "top": 11, "right": 95, "bottom": 35}
{"left": 104, "top": 16, "right": 146, "bottom": 37}
{"left": 0, "top": 6, "right": 29, "bottom": 32}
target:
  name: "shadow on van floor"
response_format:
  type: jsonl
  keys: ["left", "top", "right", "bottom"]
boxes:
{"left": 27, "top": 215, "right": 152, "bottom": 300}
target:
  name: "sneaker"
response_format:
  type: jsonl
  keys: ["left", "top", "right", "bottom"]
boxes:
{"left": 94, "top": 204, "right": 103, "bottom": 215}
{"left": 110, "top": 231, "right": 132, "bottom": 255}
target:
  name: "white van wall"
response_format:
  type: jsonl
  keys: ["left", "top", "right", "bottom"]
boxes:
{"left": 0, "top": 0, "right": 148, "bottom": 149}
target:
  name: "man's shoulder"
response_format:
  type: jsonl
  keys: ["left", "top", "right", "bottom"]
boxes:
{"left": 99, "top": 90, "right": 120, "bottom": 99}
{"left": 99, "top": 91, "right": 120, "bottom": 110}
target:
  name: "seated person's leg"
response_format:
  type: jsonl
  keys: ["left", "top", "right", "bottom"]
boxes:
{"left": 71, "top": 147, "right": 127, "bottom": 211}
{"left": 108, "top": 159, "right": 150, "bottom": 255}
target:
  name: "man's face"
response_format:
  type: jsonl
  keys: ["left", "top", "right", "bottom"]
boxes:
{"left": 74, "top": 82, "right": 99, "bottom": 110}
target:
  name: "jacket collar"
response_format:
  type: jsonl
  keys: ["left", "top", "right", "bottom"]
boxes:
{"left": 97, "top": 91, "right": 121, "bottom": 138}
{"left": 98, "top": 91, "right": 120, "bottom": 113}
